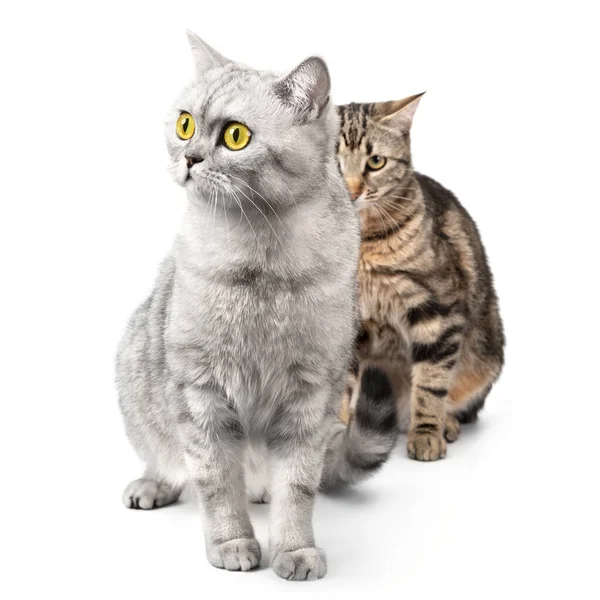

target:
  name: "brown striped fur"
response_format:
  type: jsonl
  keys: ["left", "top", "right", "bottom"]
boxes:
{"left": 337, "top": 96, "right": 504, "bottom": 460}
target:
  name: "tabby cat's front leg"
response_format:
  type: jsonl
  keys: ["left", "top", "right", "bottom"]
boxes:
{"left": 407, "top": 324, "right": 463, "bottom": 461}
{"left": 178, "top": 382, "right": 260, "bottom": 571}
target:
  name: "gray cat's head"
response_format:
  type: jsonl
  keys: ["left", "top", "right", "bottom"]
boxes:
{"left": 336, "top": 94, "right": 423, "bottom": 210}
{"left": 166, "top": 31, "right": 339, "bottom": 210}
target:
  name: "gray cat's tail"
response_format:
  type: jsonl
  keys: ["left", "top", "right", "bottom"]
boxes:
{"left": 320, "top": 367, "right": 398, "bottom": 490}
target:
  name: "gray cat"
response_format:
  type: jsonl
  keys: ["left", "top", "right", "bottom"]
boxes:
{"left": 116, "top": 31, "right": 398, "bottom": 581}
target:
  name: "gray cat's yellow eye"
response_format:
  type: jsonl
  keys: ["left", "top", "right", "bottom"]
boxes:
{"left": 366, "top": 155, "right": 386, "bottom": 171}
{"left": 176, "top": 112, "right": 195, "bottom": 140}
{"left": 223, "top": 122, "right": 252, "bottom": 151}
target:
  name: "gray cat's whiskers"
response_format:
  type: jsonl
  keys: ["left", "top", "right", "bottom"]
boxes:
{"left": 210, "top": 190, "right": 218, "bottom": 244}
{"left": 206, "top": 189, "right": 219, "bottom": 241}
{"left": 228, "top": 175, "right": 288, "bottom": 230}
{"left": 223, "top": 182, "right": 259, "bottom": 246}
{"left": 229, "top": 182, "right": 293, "bottom": 262}
{"left": 201, "top": 188, "right": 213, "bottom": 237}
{"left": 222, "top": 190, "right": 231, "bottom": 253}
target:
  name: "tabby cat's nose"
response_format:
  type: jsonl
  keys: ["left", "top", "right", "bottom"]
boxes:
{"left": 186, "top": 155, "right": 203, "bottom": 168}
{"left": 345, "top": 177, "right": 363, "bottom": 201}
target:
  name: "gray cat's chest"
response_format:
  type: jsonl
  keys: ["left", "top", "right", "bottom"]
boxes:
{"left": 167, "top": 261, "right": 346, "bottom": 408}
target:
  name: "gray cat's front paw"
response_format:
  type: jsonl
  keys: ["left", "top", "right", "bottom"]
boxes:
{"left": 208, "top": 538, "right": 261, "bottom": 571}
{"left": 122, "top": 478, "right": 180, "bottom": 509}
{"left": 272, "top": 547, "right": 327, "bottom": 581}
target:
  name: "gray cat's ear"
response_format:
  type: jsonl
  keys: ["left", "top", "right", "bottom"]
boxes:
{"left": 187, "top": 30, "right": 231, "bottom": 77}
{"left": 373, "top": 92, "right": 425, "bottom": 128}
{"left": 273, "top": 57, "right": 331, "bottom": 121}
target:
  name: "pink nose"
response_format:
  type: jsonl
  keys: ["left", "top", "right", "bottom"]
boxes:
{"left": 185, "top": 155, "right": 203, "bottom": 168}
{"left": 345, "top": 177, "right": 363, "bottom": 201}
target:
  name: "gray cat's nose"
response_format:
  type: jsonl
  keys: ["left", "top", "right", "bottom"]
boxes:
{"left": 185, "top": 155, "right": 203, "bottom": 168}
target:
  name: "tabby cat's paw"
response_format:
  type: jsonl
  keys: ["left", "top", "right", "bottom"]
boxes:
{"left": 272, "top": 547, "right": 327, "bottom": 581}
{"left": 444, "top": 414, "right": 461, "bottom": 443}
{"left": 407, "top": 431, "right": 447, "bottom": 461}
{"left": 208, "top": 538, "right": 261, "bottom": 571}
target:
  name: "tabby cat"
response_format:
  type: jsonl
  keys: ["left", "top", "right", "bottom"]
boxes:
{"left": 337, "top": 95, "right": 504, "bottom": 461}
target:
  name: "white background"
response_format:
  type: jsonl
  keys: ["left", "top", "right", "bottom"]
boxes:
{"left": 1, "top": 1, "right": 598, "bottom": 598}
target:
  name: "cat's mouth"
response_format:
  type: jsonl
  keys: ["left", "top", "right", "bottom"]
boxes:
{"left": 184, "top": 169, "right": 229, "bottom": 198}
{"left": 354, "top": 193, "right": 383, "bottom": 211}
{"left": 182, "top": 170, "right": 206, "bottom": 192}
{"left": 184, "top": 169, "right": 205, "bottom": 186}
{"left": 185, "top": 165, "right": 201, "bottom": 182}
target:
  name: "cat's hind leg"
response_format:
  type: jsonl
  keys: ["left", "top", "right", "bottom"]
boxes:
{"left": 447, "top": 322, "right": 503, "bottom": 426}
{"left": 447, "top": 360, "right": 500, "bottom": 425}
{"left": 443, "top": 364, "right": 496, "bottom": 443}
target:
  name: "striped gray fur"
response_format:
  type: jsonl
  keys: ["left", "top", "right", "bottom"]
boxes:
{"left": 117, "top": 32, "right": 397, "bottom": 582}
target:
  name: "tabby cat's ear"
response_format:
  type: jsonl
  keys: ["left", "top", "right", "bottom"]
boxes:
{"left": 187, "top": 30, "right": 231, "bottom": 78}
{"left": 373, "top": 92, "right": 425, "bottom": 129}
{"left": 273, "top": 57, "right": 331, "bottom": 122}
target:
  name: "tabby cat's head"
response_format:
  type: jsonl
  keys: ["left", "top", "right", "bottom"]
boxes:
{"left": 337, "top": 94, "right": 423, "bottom": 213}
{"left": 166, "top": 31, "right": 338, "bottom": 210}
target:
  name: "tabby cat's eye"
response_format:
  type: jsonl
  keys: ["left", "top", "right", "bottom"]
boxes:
{"left": 366, "top": 155, "right": 386, "bottom": 171}
{"left": 223, "top": 122, "right": 252, "bottom": 151}
{"left": 176, "top": 112, "right": 195, "bottom": 140}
